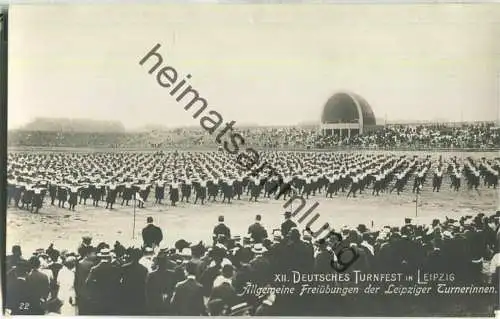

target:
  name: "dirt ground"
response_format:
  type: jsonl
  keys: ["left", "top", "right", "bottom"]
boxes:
{"left": 6, "top": 157, "right": 499, "bottom": 254}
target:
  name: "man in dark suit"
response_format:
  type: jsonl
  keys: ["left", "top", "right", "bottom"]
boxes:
{"left": 213, "top": 215, "right": 231, "bottom": 242}
{"left": 285, "top": 228, "right": 313, "bottom": 272}
{"left": 142, "top": 217, "right": 163, "bottom": 249}
{"left": 314, "top": 240, "right": 333, "bottom": 273}
{"left": 6, "top": 245, "right": 24, "bottom": 272}
{"left": 189, "top": 242, "right": 206, "bottom": 281}
{"left": 281, "top": 211, "right": 297, "bottom": 238}
{"left": 120, "top": 248, "right": 149, "bottom": 315}
{"left": 85, "top": 248, "right": 122, "bottom": 315}
{"left": 248, "top": 214, "right": 268, "bottom": 243}
{"left": 74, "top": 249, "right": 97, "bottom": 315}
{"left": 170, "top": 261, "right": 206, "bottom": 315}
{"left": 200, "top": 247, "right": 226, "bottom": 297}
{"left": 146, "top": 253, "right": 178, "bottom": 315}
{"left": 26, "top": 256, "right": 50, "bottom": 315}
{"left": 5, "top": 260, "right": 36, "bottom": 315}
{"left": 249, "top": 243, "right": 272, "bottom": 286}
{"left": 78, "top": 236, "right": 94, "bottom": 258}
{"left": 209, "top": 264, "right": 240, "bottom": 309}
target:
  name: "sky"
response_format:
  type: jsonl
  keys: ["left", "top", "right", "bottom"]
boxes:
{"left": 8, "top": 4, "right": 500, "bottom": 130}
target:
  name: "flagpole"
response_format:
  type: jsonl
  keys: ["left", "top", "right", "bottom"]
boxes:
{"left": 133, "top": 194, "right": 136, "bottom": 240}
{"left": 415, "top": 189, "right": 418, "bottom": 218}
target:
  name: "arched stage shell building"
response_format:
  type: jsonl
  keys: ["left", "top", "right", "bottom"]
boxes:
{"left": 320, "top": 92, "right": 379, "bottom": 137}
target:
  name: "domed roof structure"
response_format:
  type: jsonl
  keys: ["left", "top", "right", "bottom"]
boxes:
{"left": 321, "top": 92, "right": 376, "bottom": 126}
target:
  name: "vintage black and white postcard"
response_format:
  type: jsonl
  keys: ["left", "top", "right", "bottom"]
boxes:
{"left": 3, "top": 3, "right": 500, "bottom": 317}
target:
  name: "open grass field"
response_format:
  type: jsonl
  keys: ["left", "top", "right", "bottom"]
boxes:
{"left": 6, "top": 149, "right": 500, "bottom": 254}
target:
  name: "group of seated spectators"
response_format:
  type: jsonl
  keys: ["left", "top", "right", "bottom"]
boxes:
{"left": 323, "top": 124, "right": 500, "bottom": 149}
{"left": 5, "top": 210, "right": 500, "bottom": 316}
{"left": 8, "top": 123, "right": 500, "bottom": 150}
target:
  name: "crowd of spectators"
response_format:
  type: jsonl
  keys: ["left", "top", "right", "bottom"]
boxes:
{"left": 321, "top": 124, "right": 500, "bottom": 149}
{"left": 5, "top": 211, "right": 500, "bottom": 316}
{"left": 8, "top": 123, "right": 500, "bottom": 150}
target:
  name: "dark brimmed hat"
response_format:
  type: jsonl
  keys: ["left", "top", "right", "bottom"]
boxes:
{"left": 175, "top": 239, "right": 192, "bottom": 251}
{"left": 210, "top": 245, "right": 227, "bottom": 259}
{"left": 357, "top": 224, "right": 367, "bottom": 233}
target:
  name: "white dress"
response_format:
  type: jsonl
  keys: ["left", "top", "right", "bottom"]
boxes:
{"left": 57, "top": 267, "right": 77, "bottom": 316}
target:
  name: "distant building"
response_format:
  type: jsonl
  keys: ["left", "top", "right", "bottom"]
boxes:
{"left": 320, "top": 92, "right": 380, "bottom": 137}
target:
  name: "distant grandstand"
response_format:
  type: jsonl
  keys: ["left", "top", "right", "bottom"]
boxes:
{"left": 7, "top": 117, "right": 500, "bottom": 150}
